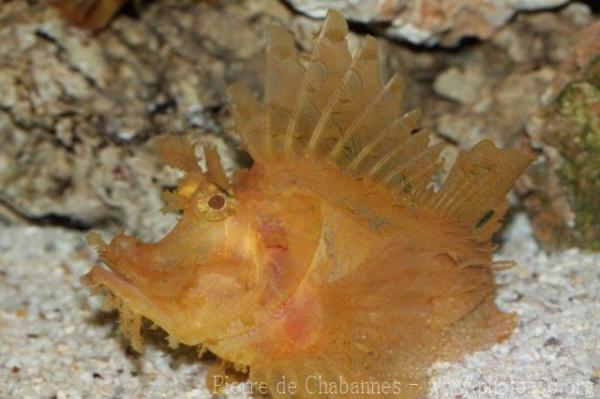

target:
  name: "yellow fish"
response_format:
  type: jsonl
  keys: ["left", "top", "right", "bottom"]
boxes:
{"left": 82, "top": 10, "right": 533, "bottom": 398}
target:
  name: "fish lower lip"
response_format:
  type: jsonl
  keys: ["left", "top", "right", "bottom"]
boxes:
{"left": 82, "top": 266, "right": 194, "bottom": 348}
{"left": 81, "top": 266, "right": 156, "bottom": 317}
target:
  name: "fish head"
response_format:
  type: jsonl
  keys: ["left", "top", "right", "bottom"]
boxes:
{"left": 83, "top": 139, "right": 259, "bottom": 349}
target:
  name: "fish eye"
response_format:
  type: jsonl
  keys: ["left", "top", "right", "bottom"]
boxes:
{"left": 208, "top": 194, "right": 226, "bottom": 210}
{"left": 195, "top": 190, "right": 233, "bottom": 221}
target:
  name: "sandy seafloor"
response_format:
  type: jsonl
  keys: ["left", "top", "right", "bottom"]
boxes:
{"left": 0, "top": 213, "right": 599, "bottom": 399}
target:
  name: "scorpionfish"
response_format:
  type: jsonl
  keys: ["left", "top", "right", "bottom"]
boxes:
{"left": 82, "top": 10, "right": 533, "bottom": 398}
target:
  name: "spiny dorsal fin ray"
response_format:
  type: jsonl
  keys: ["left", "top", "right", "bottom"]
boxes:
{"left": 424, "top": 140, "right": 534, "bottom": 240}
{"left": 367, "top": 127, "right": 430, "bottom": 179}
{"left": 306, "top": 35, "right": 381, "bottom": 155}
{"left": 386, "top": 141, "right": 446, "bottom": 199}
{"left": 284, "top": 10, "right": 352, "bottom": 154}
{"left": 329, "top": 75, "right": 404, "bottom": 162}
{"left": 329, "top": 73, "right": 405, "bottom": 166}
{"left": 227, "top": 11, "right": 533, "bottom": 238}
{"left": 264, "top": 24, "right": 304, "bottom": 156}
{"left": 227, "top": 82, "right": 266, "bottom": 160}
{"left": 349, "top": 108, "right": 423, "bottom": 174}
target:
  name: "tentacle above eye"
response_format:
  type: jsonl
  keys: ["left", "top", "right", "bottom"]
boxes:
{"left": 203, "top": 146, "right": 231, "bottom": 193}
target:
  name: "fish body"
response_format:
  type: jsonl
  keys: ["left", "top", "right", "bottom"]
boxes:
{"left": 83, "top": 10, "right": 533, "bottom": 398}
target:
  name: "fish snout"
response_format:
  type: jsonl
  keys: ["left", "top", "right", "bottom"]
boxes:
{"left": 102, "top": 234, "right": 164, "bottom": 283}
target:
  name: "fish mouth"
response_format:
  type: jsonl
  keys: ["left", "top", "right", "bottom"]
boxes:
{"left": 81, "top": 265, "right": 184, "bottom": 351}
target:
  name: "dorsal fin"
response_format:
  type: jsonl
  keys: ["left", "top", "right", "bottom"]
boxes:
{"left": 422, "top": 140, "right": 534, "bottom": 240}
{"left": 227, "top": 10, "right": 533, "bottom": 238}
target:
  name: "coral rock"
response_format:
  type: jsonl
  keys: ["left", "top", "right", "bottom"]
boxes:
{"left": 284, "top": 0, "right": 572, "bottom": 46}
{"left": 520, "top": 21, "right": 600, "bottom": 251}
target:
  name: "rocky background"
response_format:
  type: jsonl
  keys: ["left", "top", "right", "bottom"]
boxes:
{"left": 0, "top": 0, "right": 598, "bottom": 248}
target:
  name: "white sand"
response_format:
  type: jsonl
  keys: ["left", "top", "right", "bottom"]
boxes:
{"left": 429, "top": 215, "right": 600, "bottom": 398}
{"left": 0, "top": 214, "right": 598, "bottom": 398}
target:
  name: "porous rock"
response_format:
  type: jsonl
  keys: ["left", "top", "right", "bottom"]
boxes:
{"left": 519, "top": 21, "right": 600, "bottom": 251}
{"left": 0, "top": 0, "right": 596, "bottom": 243}
{"left": 0, "top": 0, "right": 295, "bottom": 239}
{"left": 284, "top": 0, "right": 573, "bottom": 46}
